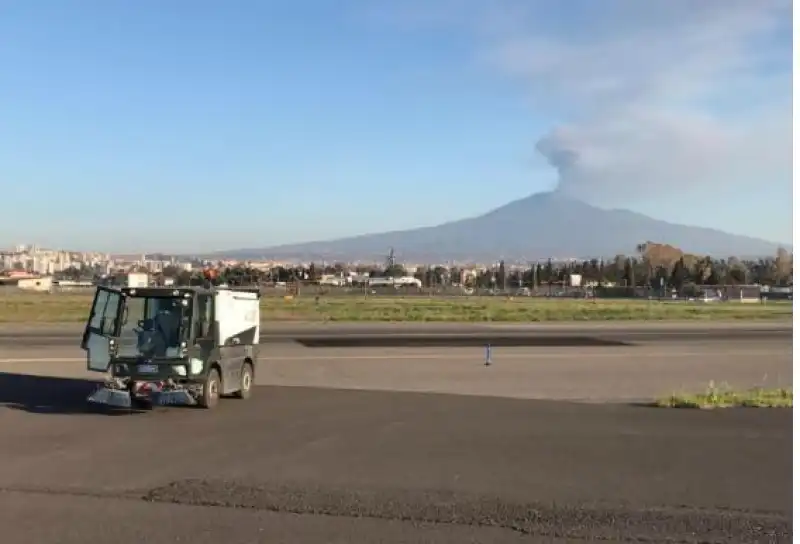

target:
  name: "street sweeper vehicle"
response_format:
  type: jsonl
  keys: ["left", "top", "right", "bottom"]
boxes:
{"left": 81, "top": 284, "right": 260, "bottom": 409}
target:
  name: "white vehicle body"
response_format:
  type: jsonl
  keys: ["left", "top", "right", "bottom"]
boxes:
{"left": 319, "top": 275, "right": 346, "bottom": 287}
{"left": 214, "top": 288, "right": 260, "bottom": 346}
{"left": 127, "top": 272, "right": 149, "bottom": 288}
{"left": 393, "top": 276, "right": 422, "bottom": 287}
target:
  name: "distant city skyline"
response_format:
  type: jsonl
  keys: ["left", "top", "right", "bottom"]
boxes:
{"left": 0, "top": 0, "right": 792, "bottom": 253}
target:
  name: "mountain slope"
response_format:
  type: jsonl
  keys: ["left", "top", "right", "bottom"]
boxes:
{"left": 221, "top": 192, "right": 786, "bottom": 261}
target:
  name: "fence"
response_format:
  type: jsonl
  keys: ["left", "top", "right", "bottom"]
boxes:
{"left": 3, "top": 280, "right": 787, "bottom": 303}
{"left": 255, "top": 281, "right": 784, "bottom": 302}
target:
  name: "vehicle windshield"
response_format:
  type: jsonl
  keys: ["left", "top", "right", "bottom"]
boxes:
{"left": 117, "top": 296, "right": 190, "bottom": 358}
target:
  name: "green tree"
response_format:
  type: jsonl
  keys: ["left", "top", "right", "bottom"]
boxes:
{"left": 544, "top": 259, "right": 554, "bottom": 285}
{"left": 727, "top": 261, "right": 747, "bottom": 284}
{"left": 425, "top": 268, "right": 437, "bottom": 287}
{"left": 670, "top": 258, "right": 688, "bottom": 291}
{"left": 636, "top": 244, "right": 653, "bottom": 288}
{"left": 413, "top": 266, "right": 428, "bottom": 286}
{"left": 433, "top": 266, "right": 449, "bottom": 285}
{"left": 476, "top": 269, "right": 494, "bottom": 289}
{"left": 509, "top": 269, "right": 524, "bottom": 289}
{"left": 624, "top": 259, "right": 636, "bottom": 288}
{"left": 692, "top": 257, "right": 713, "bottom": 285}
{"left": 775, "top": 247, "right": 792, "bottom": 286}
{"left": 613, "top": 255, "right": 626, "bottom": 285}
{"left": 449, "top": 267, "right": 462, "bottom": 285}
{"left": 384, "top": 264, "right": 406, "bottom": 278}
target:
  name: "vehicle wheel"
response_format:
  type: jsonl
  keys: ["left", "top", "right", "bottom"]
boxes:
{"left": 234, "top": 362, "right": 254, "bottom": 400}
{"left": 197, "top": 368, "right": 221, "bottom": 409}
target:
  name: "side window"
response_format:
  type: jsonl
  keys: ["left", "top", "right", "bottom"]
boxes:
{"left": 88, "top": 289, "right": 121, "bottom": 335}
{"left": 89, "top": 290, "right": 109, "bottom": 330}
{"left": 125, "top": 297, "right": 146, "bottom": 325}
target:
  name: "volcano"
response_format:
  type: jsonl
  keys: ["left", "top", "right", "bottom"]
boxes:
{"left": 218, "top": 192, "right": 785, "bottom": 261}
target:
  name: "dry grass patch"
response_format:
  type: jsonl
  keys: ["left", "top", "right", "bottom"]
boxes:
{"left": 656, "top": 382, "right": 792, "bottom": 409}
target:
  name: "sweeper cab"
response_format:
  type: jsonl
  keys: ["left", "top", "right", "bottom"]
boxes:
{"left": 81, "top": 283, "right": 260, "bottom": 409}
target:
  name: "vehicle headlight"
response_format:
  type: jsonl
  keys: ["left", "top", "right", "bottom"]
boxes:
{"left": 172, "top": 365, "right": 187, "bottom": 376}
{"left": 189, "top": 358, "right": 204, "bottom": 375}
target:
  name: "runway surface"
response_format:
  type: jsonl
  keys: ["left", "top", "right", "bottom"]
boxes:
{"left": 0, "top": 320, "right": 792, "bottom": 347}
{"left": 0, "top": 322, "right": 792, "bottom": 543}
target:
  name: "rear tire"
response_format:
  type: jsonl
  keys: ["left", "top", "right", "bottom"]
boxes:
{"left": 234, "top": 362, "right": 254, "bottom": 400}
{"left": 197, "top": 368, "right": 221, "bottom": 409}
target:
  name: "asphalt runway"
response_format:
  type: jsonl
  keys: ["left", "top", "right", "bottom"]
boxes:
{"left": 0, "top": 320, "right": 791, "bottom": 347}
{"left": 0, "top": 323, "right": 792, "bottom": 543}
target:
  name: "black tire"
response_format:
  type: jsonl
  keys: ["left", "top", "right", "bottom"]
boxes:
{"left": 234, "top": 362, "right": 254, "bottom": 400}
{"left": 197, "top": 368, "right": 221, "bottom": 409}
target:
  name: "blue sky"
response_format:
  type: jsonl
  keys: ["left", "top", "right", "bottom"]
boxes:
{"left": 0, "top": 0, "right": 792, "bottom": 253}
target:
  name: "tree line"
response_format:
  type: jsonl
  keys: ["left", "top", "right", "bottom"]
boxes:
{"left": 173, "top": 244, "right": 793, "bottom": 291}
{"left": 50, "top": 242, "right": 792, "bottom": 291}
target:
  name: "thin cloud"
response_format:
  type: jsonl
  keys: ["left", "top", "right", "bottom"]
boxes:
{"left": 366, "top": 0, "right": 792, "bottom": 204}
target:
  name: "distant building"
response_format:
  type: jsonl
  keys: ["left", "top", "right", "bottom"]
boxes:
{"left": 16, "top": 276, "right": 53, "bottom": 292}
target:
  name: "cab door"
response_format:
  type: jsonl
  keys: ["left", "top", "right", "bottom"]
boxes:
{"left": 81, "top": 286, "right": 124, "bottom": 372}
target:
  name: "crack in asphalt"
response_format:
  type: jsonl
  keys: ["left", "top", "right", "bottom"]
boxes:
{"left": 2, "top": 480, "right": 788, "bottom": 543}
{"left": 142, "top": 480, "right": 790, "bottom": 543}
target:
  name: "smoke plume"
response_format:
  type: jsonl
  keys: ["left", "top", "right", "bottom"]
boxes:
{"left": 492, "top": 0, "right": 792, "bottom": 205}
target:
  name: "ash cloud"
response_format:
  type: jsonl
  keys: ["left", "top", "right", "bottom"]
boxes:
{"left": 533, "top": 130, "right": 581, "bottom": 197}
{"left": 495, "top": 0, "right": 792, "bottom": 205}
{"left": 371, "top": 0, "right": 792, "bottom": 235}
{"left": 533, "top": 107, "right": 791, "bottom": 205}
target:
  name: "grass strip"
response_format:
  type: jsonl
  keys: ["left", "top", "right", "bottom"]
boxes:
{"left": 0, "top": 291, "right": 791, "bottom": 323}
